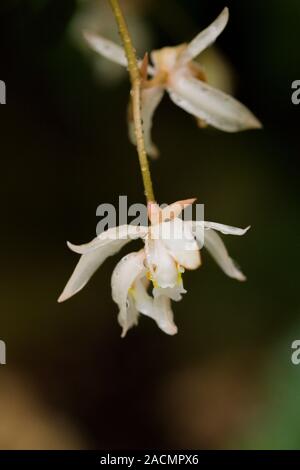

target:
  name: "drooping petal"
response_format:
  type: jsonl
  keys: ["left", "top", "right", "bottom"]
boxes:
{"left": 111, "top": 251, "right": 146, "bottom": 337}
{"left": 192, "top": 223, "right": 247, "bottom": 281}
{"left": 122, "top": 294, "right": 139, "bottom": 338}
{"left": 83, "top": 31, "right": 128, "bottom": 67}
{"left": 68, "top": 225, "right": 148, "bottom": 255}
{"left": 168, "top": 74, "right": 262, "bottom": 132}
{"left": 153, "top": 295, "right": 178, "bottom": 336}
{"left": 133, "top": 277, "right": 155, "bottom": 320}
{"left": 203, "top": 229, "right": 246, "bottom": 281}
{"left": 178, "top": 7, "right": 229, "bottom": 64}
{"left": 58, "top": 237, "right": 130, "bottom": 303}
{"left": 58, "top": 226, "right": 147, "bottom": 303}
{"left": 192, "top": 220, "right": 248, "bottom": 281}
{"left": 145, "top": 238, "right": 178, "bottom": 288}
{"left": 154, "top": 219, "right": 201, "bottom": 270}
{"left": 128, "top": 86, "right": 164, "bottom": 159}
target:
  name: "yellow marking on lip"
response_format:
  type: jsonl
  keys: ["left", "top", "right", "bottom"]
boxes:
{"left": 176, "top": 264, "right": 185, "bottom": 284}
{"left": 146, "top": 270, "right": 158, "bottom": 288}
{"left": 177, "top": 271, "right": 183, "bottom": 284}
{"left": 128, "top": 286, "right": 135, "bottom": 298}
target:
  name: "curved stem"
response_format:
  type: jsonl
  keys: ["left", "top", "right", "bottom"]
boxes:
{"left": 109, "top": 0, "right": 155, "bottom": 203}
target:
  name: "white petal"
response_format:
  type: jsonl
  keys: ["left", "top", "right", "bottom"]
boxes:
{"left": 179, "top": 7, "right": 229, "bottom": 64}
{"left": 83, "top": 31, "right": 156, "bottom": 76}
{"left": 153, "top": 283, "right": 187, "bottom": 302}
{"left": 58, "top": 226, "right": 147, "bottom": 302}
{"left": 151, "top": 44, "right": 187, "bottom": 72}
{"left": 203, "top": 229, "right": 246, "bottom": 281}
{"left": 111, "top": 251, "right": 146, "bottom": 337}
{"left": 129, "top": 86, "right": 164, "bottom": 159}
{"left": 153, "top": 296, "right": 178, "bottom": 336}
{"left": 148, "top": 199, "right": 196, "bottom": 225}
{"left": 160, "top": 198, "right": 196, "bottom": 222}
{"left": 191, "top": 221, "right": 250, "bottom": 249}
{"left": 121, "top": 295, "right": 139, "bottom": 339}
{"left": 68, "top": 225, "right": 148, "bottom": 255}
{"left": 58, "top": 238, "right": 127, "bottom": 303}
{"left": 133, "top": 277, "right": 155, "bottom": 320}
{"left": 168, "top": 74, "right": 262, "bottom": 132}
{"left": 145, "top": 238, "right": 178, "bottom": 288}
{"left": 83, "top": 31, "right": 128, "bottom": 67}
{"left": 155, "top": 219, "right": 201, "bottom": 270}
{"left": 204, "top": 221, "right": 250, "bottom": 236}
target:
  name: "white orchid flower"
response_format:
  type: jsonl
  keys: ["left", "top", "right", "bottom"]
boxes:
{"left": 84, "top": 7, "right": 262, "bottom": 158}
{"left": 58, "top": 199, "right": 250, "bottom": 337}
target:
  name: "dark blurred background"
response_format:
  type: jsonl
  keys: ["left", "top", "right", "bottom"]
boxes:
{"left": 0, "top": 0, "right": 299, "bottom": 449}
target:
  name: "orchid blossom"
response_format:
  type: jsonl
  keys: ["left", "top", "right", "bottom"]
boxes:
{"left": 84, "top": 7, "right": 262, "bottom": 158}
{"left": 58, "top": 200, "right": 249, "bottom": 337}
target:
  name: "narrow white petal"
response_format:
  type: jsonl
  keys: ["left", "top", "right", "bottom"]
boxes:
{"left": 120, "top": 295, "right": 139, "bottom": 339}
{"left": 111, "top": 251, "right": 146, "bottom": 337}
{"left": 58, "top": 239, "right": 125, "bottom": 303}
{"left": 83, "top": 31, "right": 155, "bottom": 76}
{"left": 179, "top": 7, "right": 229, "bottom": 63}
{"left": 153, "top": 296, "right": 178, "bottom": 336}
{"left": 204, "top": 221, "right": 250, "bottom": 236}
{"left": 83, "top": 31, "right": 127, "bottom": 67}
{"left": 129, "top": 86, "right": 164, "bottom": 159}
{"left": 68, "top": 225, "right": 148, "bottom": 255}
{"left": 168, "top": 74, "right": 262, "bottom": 132}
{"left": 191, "top": 221, "right": 249, "bottom": 249}
{"left": 203, "top": 229, "right": 246, "bottom": 281}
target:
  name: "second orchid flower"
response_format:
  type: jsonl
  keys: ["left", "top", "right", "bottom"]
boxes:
{"left": 84, "top": 7, "right": 262, "bottom": 158}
